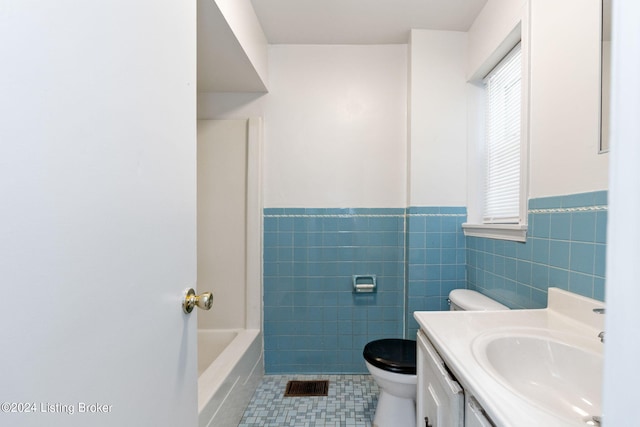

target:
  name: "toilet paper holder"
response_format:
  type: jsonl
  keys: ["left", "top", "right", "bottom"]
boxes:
{"left": 352, "top": 275, "right": 377, "bottom": 293}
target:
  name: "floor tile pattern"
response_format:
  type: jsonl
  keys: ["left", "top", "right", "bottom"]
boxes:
{"left": 238, "top": 374, "right": 378, "bottom": 427}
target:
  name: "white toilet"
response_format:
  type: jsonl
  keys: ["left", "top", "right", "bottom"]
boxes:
{"left": 448, "top": 289, "right": 509, "bottom": 312}
{"left": 363, "top": 289, "right": 508, "bottom": 427}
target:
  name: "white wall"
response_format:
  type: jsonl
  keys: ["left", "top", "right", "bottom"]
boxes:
{"left": 467, "top": 0, "right": 527, "bottom": 80}
{"left": 199, "top": 44, "right": 408, "bottom": 209}
{"left": 265, "top": 45, "right": 407, "bottom": 208}
{"left": 198, "top": 0, "right": 268, "bottom": 92}
{"left": 198, "top": 92, "right": 266, "bottom": 119}
{"left": 409, "top": 30, "right": 468, "bottom": 207}
{"left": 528, "top": 0, "right": 608, "bottom": 197}
{"left": 213, "top": 0, "right": 269, "bottom": 89}
{"left": 202, "top": 0, "right": 608, "bottom": 210}
{"left": 467, "top": 0, "right": 608, "bottom": 200}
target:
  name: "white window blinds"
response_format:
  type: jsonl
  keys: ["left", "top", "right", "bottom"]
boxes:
{"left": 483, "top": 43, "right": 522, "bottom": 224}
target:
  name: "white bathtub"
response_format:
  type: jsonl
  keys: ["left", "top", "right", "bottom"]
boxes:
{"left": 198, "top": 329, "right": 263, "bottom": 427}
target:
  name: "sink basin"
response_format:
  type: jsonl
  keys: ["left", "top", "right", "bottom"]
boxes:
{"left": 472, "top": 329, "right": 603, "bottom": 424}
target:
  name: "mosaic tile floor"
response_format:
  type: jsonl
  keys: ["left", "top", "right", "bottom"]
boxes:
{"left": 238, "top": 375, "right": 379, "bottom": 427}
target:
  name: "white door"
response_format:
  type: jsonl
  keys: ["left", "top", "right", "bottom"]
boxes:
{"left": 0, "top": 2, "right": 198, "bottom": 427}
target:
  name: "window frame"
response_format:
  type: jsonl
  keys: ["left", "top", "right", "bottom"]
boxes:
{"left": 483, "top": 42, "right": 522, "bottom": 224}
{"left": 463, "top": 22, "right": 529, "bottom": 242}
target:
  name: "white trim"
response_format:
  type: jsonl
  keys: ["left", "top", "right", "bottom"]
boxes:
{"left": 603, "top": 0, "right": 640, "bottom": 423}
{"left": 263, "top": 213, "right": 403, "bottom": 218}
{"left": 246, "top": 117, "right": 263, "bottom": 331}
{"left": 461, "top": 222, "right": 527, "bottom": 242}
{"left": 264, "top": 211, "right": 467, "bottom": 218}
{"left": 519, "top": 2, "right": 532, "bottom": 228}
{"left": 465, "top": 5, "right": 531, "bottom": 241}
{"left": 407, "top": 213, "right": 466, "bottom": 217}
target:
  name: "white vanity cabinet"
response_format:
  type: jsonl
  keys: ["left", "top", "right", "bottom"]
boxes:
{"left": 464, "top": 395, "right": 493, "bottom": 427}
{"left": 416, "top": 330, "right": 464, "bottom": 427}
{"left": 417, "top": 330, "right": 494, "bottom": 427}
{"left": 415, "top": 289, "right": 605, "bottom": 426}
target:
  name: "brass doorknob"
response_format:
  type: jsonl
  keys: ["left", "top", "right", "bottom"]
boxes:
{"left": 183, "top": 288, "right": 213, "bottom": 314}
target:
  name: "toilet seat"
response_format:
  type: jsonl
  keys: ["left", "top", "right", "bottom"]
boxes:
{"left": 363, "top": 339, "right": 416, "bottom": 375}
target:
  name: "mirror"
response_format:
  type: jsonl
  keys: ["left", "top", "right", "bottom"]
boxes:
{"left": 600, "top": 0, "right": 611, "bottom": 153}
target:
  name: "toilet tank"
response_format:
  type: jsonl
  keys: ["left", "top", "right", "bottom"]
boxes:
{"left": 448, "top": 289, "right": 509, "bottom": 311}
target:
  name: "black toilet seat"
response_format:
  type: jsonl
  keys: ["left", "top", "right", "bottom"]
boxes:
{"left": 363, "top": 339, "right": 417, "bottom": 375}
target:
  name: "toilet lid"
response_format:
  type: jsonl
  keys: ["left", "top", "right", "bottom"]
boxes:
{"left": 363, "top": 339, "right": 416, "bottom": 375}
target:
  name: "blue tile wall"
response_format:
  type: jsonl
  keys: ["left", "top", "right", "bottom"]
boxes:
{"left": 263, "top": 206, "right": 468, "bottom": 374}
{"left": 467, "top": 191, "right": 607, "bottom": 308}
{"left": 263, "top": 193, "right": 607, "bottom": 374}
{"left": 406, "top": 207, "right": 467, "bottom": 339}
{"left": 263, "top": 208, "right": 405, "bottom": 374}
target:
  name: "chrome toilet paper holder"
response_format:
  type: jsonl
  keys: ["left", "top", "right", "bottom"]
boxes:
{"left": 352, "top": 275, "right": 377, "bottom": 293}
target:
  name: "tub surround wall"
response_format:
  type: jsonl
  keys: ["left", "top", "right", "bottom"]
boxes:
{"left": 197, "top": 120, "right": 248, "bottom": 330}
{"left": 467, "top": 191, "right": 607, "bottom": 308}
{"left": 197, "top": 119, "right": 264, "bottom": 426}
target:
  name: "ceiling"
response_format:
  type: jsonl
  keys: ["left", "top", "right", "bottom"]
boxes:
{"left": 249, "top": 0, "right": 488, "bottom": 44}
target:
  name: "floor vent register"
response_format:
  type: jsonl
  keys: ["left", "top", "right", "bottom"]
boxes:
{"left": 284, "top": 380, "right": 329, "bottom": 397}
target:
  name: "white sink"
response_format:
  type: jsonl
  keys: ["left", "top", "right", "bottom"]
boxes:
{"left": 472, "top": 329, "right": 603, "bottom": 425}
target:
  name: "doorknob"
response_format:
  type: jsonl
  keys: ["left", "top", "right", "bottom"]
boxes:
{"left": 183, "top": 288, "right": 213, "bottom": 314}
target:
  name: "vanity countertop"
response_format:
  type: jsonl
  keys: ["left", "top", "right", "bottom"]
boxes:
{"left": 413, "top": 288, "right": 605, "bottom": 427}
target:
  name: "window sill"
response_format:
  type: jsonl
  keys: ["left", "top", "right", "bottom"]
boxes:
{"left": 461, "top": 223, "right": 528, "bottom": 242}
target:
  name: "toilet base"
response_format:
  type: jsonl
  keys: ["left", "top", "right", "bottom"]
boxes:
{"left": 373, "top": 389, "right": 416, "bottom": 427}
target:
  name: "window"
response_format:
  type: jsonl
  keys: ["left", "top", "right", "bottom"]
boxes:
{"left": 484, "top": 43, "right": 522, "bottom": 224}
{"left": 463, "top": 39, "right": 528, "bottom": 242}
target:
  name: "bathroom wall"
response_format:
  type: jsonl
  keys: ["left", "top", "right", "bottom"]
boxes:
{"left": 406, "top": 207, "right": 467, "bottom": 338}
{"left": 199, "top": 45, "right": 411, "bottom": 373}
{"left": 260, "top": 40, "right": 476, "bottom": 372}
{"left": 258, "top": 45, "right": 409, "bottom": 373}
{"left": 406, "top": 30, "right": 470, "bottom": 337}
{"left": 408, "top": 30, "right": 468, "bottom": 207}
{"left": 528, "top": 0, "right": 607, "bottom": 198}
{"left": 204, "top": 0, "right": 611, "bottom": 374}
{"left": 263, "top": 45, "right": 407, "bottom": 208}
{"left": 467, "top": 0, "right": 608, "bottom": 198}
{"left": 264, "top": 208, "right": 405, "bottom": 373}
{"left": 199, "top": 44, "right": 408, "bottom": 207}
{"left": 464, "top": 0, "right": 608, "bottom": 308}
{"left": 468, "top": 191, "right": 607, "bottom": 308}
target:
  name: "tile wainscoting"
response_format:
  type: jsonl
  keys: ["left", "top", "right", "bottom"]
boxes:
{"left": 263, "top": 192, "right": 607, "bottom": 373}
{"left": 406, "top": 207, "right": 467, "bottom": 339}
{"left": 263, "top": 207, "right": 465, "bottom": 373}
{"left": 468, "top": 191, "right": 607, "bottom": 308}
{"left": 263, "top": 208, "right": 405, "bottom": 374}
